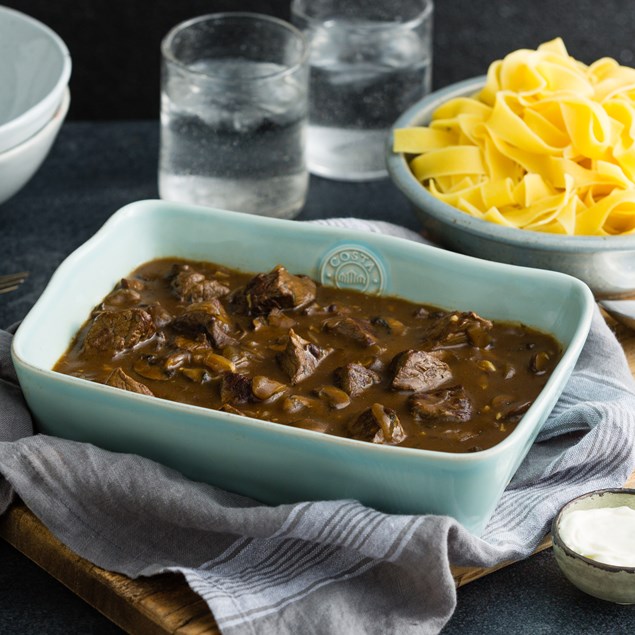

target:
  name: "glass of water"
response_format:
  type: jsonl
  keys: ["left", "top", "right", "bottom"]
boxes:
{"left": 291, "top": 0, "right": 433, "bottom": 181}
{"left": 159, "top": 13, "right": 309, "bottom": 218}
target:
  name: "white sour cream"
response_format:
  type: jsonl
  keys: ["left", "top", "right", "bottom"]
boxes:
{"left": 559, "top": 506, "right": 635, "bottom": 567}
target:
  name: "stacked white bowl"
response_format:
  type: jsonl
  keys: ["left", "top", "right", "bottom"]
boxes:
{"left": 0, "top": 5, "right": 72, "bottom": 205}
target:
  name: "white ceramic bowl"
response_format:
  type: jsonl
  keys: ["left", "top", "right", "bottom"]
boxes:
{"left": 12, "top": 200, "right": 594, "bottom": 535}
{"left": 0, "top": 87, "right": 70, "bottom": 205}
{"left": 387, "top": 77, "right": 635, "bottom": 299}
{"left": 0, "top": 5, "right": 71, "bottom": 154}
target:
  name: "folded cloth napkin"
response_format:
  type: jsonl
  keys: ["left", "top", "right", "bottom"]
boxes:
{"left": 2, "top": 219, "right": 635, "bottom": 635}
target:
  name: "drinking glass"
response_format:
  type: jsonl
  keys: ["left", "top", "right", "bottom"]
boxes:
{"left": 291, "top": 0, "right": 433, "bottom": 181}
{"left": 159, "top": 13, "right": 309, "bottom": 218}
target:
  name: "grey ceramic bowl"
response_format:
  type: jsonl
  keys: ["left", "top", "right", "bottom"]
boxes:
{"left": 552, "top": 489, "right": 635, "bottom": 604}
{"left": 387, "top": 76, "right": 635, "bottom": 299}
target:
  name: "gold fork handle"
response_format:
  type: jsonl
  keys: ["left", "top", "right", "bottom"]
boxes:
{"left": 0, "top": 271, "right": 29, "bottom": 294}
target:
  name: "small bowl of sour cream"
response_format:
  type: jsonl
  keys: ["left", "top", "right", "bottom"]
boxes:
{"left": 552, "top": 488, "right": 635, "bottom": 604}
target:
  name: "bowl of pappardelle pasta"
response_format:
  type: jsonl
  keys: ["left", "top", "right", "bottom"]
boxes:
{"left": 388, "top": 38, "right": 635, "bottom": 298}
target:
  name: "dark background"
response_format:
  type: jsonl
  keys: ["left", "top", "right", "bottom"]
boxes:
{"left": 3, "top": 0, "right": 635, "bottom": 121}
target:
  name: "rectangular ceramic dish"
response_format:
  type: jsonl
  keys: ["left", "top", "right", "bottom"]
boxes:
{"left": 12, "top": 200, "right": 595, "bottom": 535}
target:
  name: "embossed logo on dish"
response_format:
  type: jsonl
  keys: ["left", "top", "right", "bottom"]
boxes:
{"left": 319, "top": 245, "right": 385, "bottom": 294}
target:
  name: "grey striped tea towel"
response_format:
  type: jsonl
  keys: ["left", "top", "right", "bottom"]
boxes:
{"left": 1, "top": 219, "right": 635, "bottom": 635}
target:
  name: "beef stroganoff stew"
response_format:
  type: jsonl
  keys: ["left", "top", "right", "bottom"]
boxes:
{"left": 54, "top": 258, "right": 562, "bottom": 453}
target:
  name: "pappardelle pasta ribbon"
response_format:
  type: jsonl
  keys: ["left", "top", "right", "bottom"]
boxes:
{"left": 394, "top": 38, "right": 635, "bottom": 236}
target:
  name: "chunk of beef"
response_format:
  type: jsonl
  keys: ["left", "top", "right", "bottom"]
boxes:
{"left": 171, "top": 265, "right": 230, "bottom": 303}
{"left": 322, "top": 316, "right": 378, "bottom": 347}
{"left": 83, "top": 308, "right": 156, "bottom": 354}
{"left": 391, "top": 349, "right": 452, "bottom": 392}
{"left": 104, "top": 367, "right": 153, "bottom": 396}
{"left": 409, "top": 385, "right": 472, "bottom": 425}
{"left": 334, "top": 363, "right": 381, "bottom": 397}
{"left": 421, "top": 311, "right": 493, "bottom": 348}
{"left": 243, "top": 265, "right": 317, "bottom": 315}
{"left": 220, "top": 372, "right": 254, "bottom": 405}
{"left": 104, "top": 288, "right": 141, "bottom": 307}
{"left": 121, "top": 277, "right": 145, "bottom": 291}
{"left": 265, "top": 308, "right": 297, "bottom": 329}
{"left": 171, "top": 300, "right": 237, "bottom": 348}
{"left": 208, "top": 321, "right": 238, "bottom": 349}
{"left": 348, "top": 403, "right": 406, "bottom": 444}
{"left": 277, "top": 329, "right": 332, "bottom": 385}
{"left": 146, "top": 302, "right": 172, "bottom": 328}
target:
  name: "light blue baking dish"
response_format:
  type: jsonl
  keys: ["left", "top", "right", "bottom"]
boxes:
{"left": 11, "top": 199, "right": 594, "bottom": 535}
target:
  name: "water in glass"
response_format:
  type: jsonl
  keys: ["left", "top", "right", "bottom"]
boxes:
{"left": 306, "top": 22, "right": 431, "bottom": 180}
{"left": 160, "top": 59, "right": 308, "bottom": 219}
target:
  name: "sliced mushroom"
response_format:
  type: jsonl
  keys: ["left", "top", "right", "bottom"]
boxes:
{"left": 281, "top": 394, "right": 321, "bottom": 414}
{"left": 252, "top": 375, "right": 288, "bottom": 400}
{"left": 133, "top": 355, "right": 170, "bottom": 381}
{"left": 194, "top": 351, "right": 236, "bottom": 374}
{"left": 316, "top": 385, "right": 351, "bottom": 410}
{"left": 180, "top": 367, "right": 212, "bottom": 383}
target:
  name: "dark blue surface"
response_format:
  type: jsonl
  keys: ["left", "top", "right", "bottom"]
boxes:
{"left": 1, "top": 121, "right": 634, "bottom": 634}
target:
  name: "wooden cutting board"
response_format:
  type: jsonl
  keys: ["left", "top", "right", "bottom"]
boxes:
{"left": 1, "top": 312, "right": 634, "bottom": 635}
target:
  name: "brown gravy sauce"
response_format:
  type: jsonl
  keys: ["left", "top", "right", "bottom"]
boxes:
{"left": 54, "top": 258, "right": 562, "bottom": 453}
